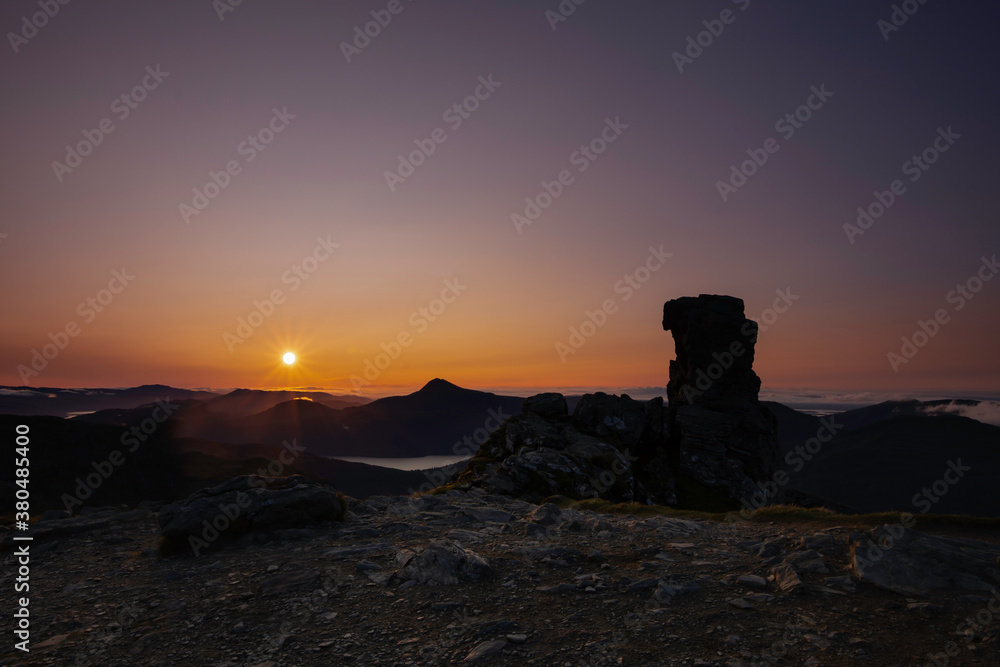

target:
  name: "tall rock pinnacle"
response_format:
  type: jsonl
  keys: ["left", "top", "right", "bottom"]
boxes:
{"left": 662, "top": 294, "right": 780, "bottom": 504}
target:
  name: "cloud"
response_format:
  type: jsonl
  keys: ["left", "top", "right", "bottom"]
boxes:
{"left": 759, "top": 388, "right": 1000, "bottom": 418}
{"left": 0, "top": 388, "right": 46, "bottom": 397}
{"left": 917, "top": 401, "right": 1000, "bottom": 427}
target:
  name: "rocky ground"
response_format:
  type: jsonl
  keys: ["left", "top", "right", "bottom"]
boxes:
{"left": 3, "top": 489, "right": 1000, "bottom": 667}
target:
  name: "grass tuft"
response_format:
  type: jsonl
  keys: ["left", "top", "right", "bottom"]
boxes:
{"left": 548, "top": 498, "right": 1000, "bottom": 530}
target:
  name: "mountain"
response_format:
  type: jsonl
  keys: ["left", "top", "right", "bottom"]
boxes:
{"left": 0, "top": 384, "right": 219, "bottom": 417}
{"left": 760, "top": 401, "right": 823, "bottom": 454}
{"left": 831, "top": 398, "right": 999, "bottom": 430}
{"left": 0, "top": 413, "right": 189, "bottom": 511}
{"left": 173, "top": 379, "right": 524, "bottom": 458}
{"left": 787, "top": 414, "right": 1000, "bottom": 515}
{"left": 201, "top": 388, "right": 371, "bottom": 417}
{"left": 756, "top": 401, "right": 1000, "bottom": 516}
{"left": 0, "top": 413, "right": 455, "bottom": 513}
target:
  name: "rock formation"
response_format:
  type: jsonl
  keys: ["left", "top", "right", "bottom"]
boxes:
{"left": 448, "top": 294, "right": 779, "bottom": 509}
{"left": 662, "top": 294, "right": 780, "bottom": 504}
{"left": 455, "top": 392, "right": 675, "bottom": 505}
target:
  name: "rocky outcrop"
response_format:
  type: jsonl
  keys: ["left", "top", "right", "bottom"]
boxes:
{"left": 158, "top": 475, "right": 346, "bottom": 550}
{"left": 446, "top": 294, "right": 779, "bottom": 509}
{"left": 452, "top": 392, "right": 675, "bottom": 505}
{"left": 662, "top": 294, "right": 780, "bottom": 503}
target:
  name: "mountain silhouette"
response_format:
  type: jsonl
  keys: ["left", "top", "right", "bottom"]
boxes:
{"left": 0, "top": 384, "right": 218, "bottom": 417}
{"left": 202, "top": 388, "right": 370, "bottom": 417}
{"left": 172, "top": 379, "right": 524, "bottom": 458}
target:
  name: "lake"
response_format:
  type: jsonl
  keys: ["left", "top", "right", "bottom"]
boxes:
{"left": 330, "top": 455, "right": 470, "bottom": 471}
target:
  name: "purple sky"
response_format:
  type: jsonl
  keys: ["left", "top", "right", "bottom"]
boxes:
{"left": 1, "top": 1, "right": 998, "bottom": 396}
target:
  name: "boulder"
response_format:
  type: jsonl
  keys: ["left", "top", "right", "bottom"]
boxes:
{"left": 852, "top": 525, "right": 1000, "bottom": 596}
{"left": 395, "top": 539, "right": 492, "bottom": 585}
{"left": 158, "top": 475, "right": 345, "bottom": 543}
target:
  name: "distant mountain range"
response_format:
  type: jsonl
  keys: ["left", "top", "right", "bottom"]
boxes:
{"left": 761, "top": 400, "right": 1000, "bottom": 515}
{"left": 169, "top": 379, "right": 522, "bottom": 458}
{"left": 0, "top": 384, "right": 371, "bottom": 418}
{"left": 0, "top": 384, "right": 219, "bottom": 417}
{"left": 1, "top": 381, "right": 998, "bottom": 516}
{"left": 200, "top": 388, "right": 371, "bottom": 416}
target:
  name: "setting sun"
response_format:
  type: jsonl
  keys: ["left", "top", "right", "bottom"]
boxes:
{"left": 282, "top": 352, "right": 296, "bottom": 365}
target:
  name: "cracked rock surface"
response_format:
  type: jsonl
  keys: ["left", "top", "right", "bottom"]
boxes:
{"left": 3, "top": 488, "right": 999, "bottom": 666}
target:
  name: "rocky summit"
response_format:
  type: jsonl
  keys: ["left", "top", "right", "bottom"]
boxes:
{"left": 450, "top": 391, "right": 676, "bottom": 506}
{"left": 447, "top": 294, "right": 780, "bottom": 510}
{"left": 4, "top": 488, "right": 1000, "bottom": 666}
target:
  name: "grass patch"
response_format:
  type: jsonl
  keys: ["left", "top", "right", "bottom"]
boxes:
{"left": 744, "top": 504, "right": 1000, "bottom": 529}
{"left": 546, "top": 496, "right": 728, "bottom": 522}
{"left": 548, "top": 498, "right": 1000, "bottom": 530}
{"left": 429, "top": 457, "right": 498, "bottom": 495}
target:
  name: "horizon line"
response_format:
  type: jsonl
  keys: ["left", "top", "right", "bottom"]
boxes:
{"left": 4, "top": 381, "right": 999, "bottom": 405}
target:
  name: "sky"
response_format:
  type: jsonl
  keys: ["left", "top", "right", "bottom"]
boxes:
{"left": 1, "top": 1, "right": 998, "bottom": 398}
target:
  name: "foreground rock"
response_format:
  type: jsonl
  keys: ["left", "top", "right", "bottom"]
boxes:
{"left": 395, "top": 539, "right": 492, "bottom": 585}
{"left": 852, "top": 524, "right": 1000, "bottom": 595}
{"left": 6, "top": 488, "right": 999, "bottom": 666}
{"left": 158, "top": 475, "right": 345, "bottom": 551}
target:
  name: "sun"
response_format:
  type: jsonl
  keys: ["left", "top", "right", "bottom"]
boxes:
{"left": 282, "top": 352, "right": 296, "bottom": 365}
